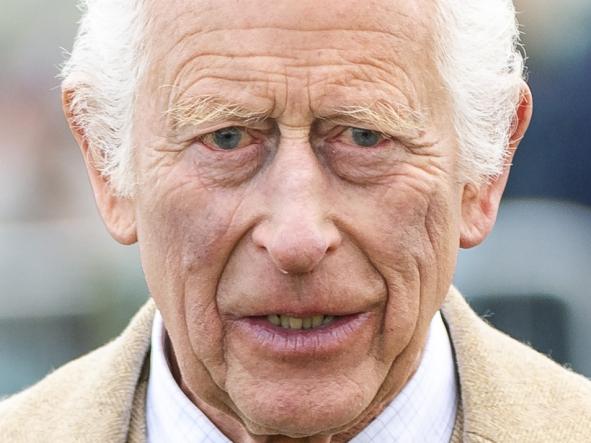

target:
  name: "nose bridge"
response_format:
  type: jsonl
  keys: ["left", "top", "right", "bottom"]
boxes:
{"left": 272, "top": 136, "right": 323, "bottom": 208}
{"left": 253, "top": 137, "right": 341, "bottom": 274}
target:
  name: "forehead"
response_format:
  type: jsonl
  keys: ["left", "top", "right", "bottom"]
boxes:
{"left": 143, "top": 0, "right": 441, "bottom": 117}
{"left": 146, "top": 0, "right": 435, "bottom": 32}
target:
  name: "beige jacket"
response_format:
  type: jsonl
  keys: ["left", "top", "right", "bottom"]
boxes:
{"left": 1, "top": 287, "right": 591, "bottom": 442}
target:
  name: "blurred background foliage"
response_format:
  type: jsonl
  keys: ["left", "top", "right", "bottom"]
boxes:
{"left": 0, "top": 0, "right": 590, "bottom": 396}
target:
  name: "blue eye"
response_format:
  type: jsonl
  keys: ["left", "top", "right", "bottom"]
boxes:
{"left": 351, "top": 128, "right": 381, "bottom": 148}
{"left": 213, "top": 127, "right": 243, "bottom": 150}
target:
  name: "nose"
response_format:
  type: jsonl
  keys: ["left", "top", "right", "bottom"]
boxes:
{"left": 254, "top": 218, "right": 341, "bottom": 274}
{"left": 251, "top": 142, "right": 342, "bottom": 274}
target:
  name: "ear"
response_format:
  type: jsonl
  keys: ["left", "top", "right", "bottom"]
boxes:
{"left": 62, "top": 89, "right": 137, "bottom": 245}
{"left": 460, "top": 82, "right": 533, "bottom": 249}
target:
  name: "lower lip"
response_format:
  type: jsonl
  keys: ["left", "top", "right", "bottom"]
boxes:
{"left": 229, "top": 313, "right": 374, "bottom": 357}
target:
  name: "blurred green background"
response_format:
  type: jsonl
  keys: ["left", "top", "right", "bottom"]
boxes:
{"left": 0, "top": 0, "right": 590, "bottom": 396}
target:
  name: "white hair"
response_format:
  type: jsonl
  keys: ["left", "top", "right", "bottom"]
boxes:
{"left": 61, "top": 0, "right": 147, "bottom": 197}
{"left": 61, "top": 0, "right": 525, "bottom": 196}
{"left": 435, "top": 0, "right": 526, "bottom": 183}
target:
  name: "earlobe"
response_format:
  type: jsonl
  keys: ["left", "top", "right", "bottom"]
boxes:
{"left": 459, "top": 183, "right": 487, "bottom": 249}
{"left": 62, "top": 89, "right": 137, "bottom": 245}
{"left": 460, "top": 82, "right": 533, "bottom": 249}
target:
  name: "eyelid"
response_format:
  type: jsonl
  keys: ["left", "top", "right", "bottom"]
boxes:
{"left": 328, "top": 126, "right": 390, "bottom": 145}
{"left": 172, "top": 119, "right": 272, "bottom": 141}
{"left": 197, "top": 126, "right": 273, "bottom": 152}
{"left": 320, "top": 123, "right": 388, "bottom": 139}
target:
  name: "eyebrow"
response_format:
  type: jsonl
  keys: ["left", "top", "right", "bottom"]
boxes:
{"left": 318, "top": 101, "right": 427, "bottom": 138}
{"left": 166, "top": 95, "right": 272, "bottom": 130}
{"left": 167, "top": 95, "right": 426, "bottom": 137}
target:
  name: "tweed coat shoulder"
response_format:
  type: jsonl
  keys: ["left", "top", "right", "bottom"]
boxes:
{"left": 1, "top": 287, "right": 591, "bottom": 442}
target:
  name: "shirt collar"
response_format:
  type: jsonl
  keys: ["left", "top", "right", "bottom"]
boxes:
{"left": 146, "top": 310, "right": 457, "bottom": 443}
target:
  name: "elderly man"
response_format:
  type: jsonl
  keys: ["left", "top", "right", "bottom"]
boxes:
{"left": 2, "top": 0, "right": 591, "bottom": 441}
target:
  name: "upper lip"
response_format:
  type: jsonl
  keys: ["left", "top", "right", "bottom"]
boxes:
{"left": 226, "top": 302, "right": 381, "bottom": 319}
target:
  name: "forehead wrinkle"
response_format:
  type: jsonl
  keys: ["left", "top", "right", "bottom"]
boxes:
{"left": 149, "top": 22, "right": 424, "bottom": 56}
{"left": 146, "top": 10, "right": 434, "bottom": 74}
{"left": 161, "top": 52, "right": 287, "bottom": 117}
{"left": 308, "top": 72, "right": 420, "bottom": 115}
{"left": 168, "top": 73, "right": 285, "bottom": 107}
{"left": 158, "top": 28, "right": 428, "bottom": 76}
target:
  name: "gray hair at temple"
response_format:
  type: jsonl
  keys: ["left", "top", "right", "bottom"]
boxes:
{"left": 61, "top": 0, "right": 525, "bottom": 197}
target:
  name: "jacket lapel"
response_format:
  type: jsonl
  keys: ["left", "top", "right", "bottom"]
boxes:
{"left": 74, "top": 299, "right": 154, "bottom": 443}
{"left": 61, "top": 299, "right": 154, "bottom": 443}
{"left": 441, "top": 286, "right": 591, "bottom": 443}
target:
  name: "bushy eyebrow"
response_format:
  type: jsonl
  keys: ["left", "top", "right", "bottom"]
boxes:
{"left": 319, "top": 101, "right": 427, "bottom": 137}
{"left": 166, "top": 95, "right": 272, "bottom": 129}
{"left": 167, "top": 95, "right": 426, "bottom": 137}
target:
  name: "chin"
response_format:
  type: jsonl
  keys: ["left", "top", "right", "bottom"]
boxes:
{"left": 227, "top": 377, "right": 375, "bottom": 438}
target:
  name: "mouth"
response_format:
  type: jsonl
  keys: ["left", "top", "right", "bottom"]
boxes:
{"left": 230, "top": 311, "right": 374, "bottom": 357}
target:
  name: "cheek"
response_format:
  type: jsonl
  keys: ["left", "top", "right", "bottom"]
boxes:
{"left": 136, "top": 181, "right": 251, "bottom": 385}
{"left": 344, "top": 180, "right": 459, "bottom": 360}
{"left": 379, "top": 177, "right": 458, "bottom": 277}
{"left": 137, "top": 184, "right": 233, "bottom": 296}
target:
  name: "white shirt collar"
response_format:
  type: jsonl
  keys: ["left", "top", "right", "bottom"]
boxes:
{"left": 146, "top": 311, "right": 458, "bottom": 443}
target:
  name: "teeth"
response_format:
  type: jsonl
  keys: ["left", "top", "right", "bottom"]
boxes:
{"left": 280, "top": 315, "right": 290, "bottom": 329}
{"left": 312, "top": 315, "right": 324, "bottom": 328}
{"left": 267, "top": 314, "right": 336, "bottom": 330}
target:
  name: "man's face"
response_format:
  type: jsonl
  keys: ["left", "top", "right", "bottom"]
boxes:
{"left": 134, "top": 0, "right": 461, "bottom": 437}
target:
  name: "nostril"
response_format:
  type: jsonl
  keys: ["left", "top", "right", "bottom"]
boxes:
{"left": 326, "top": 241, "right": 338, "bottom": 255}
{"left": 251, "top": 221, "right": 270, "bottom": 251}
